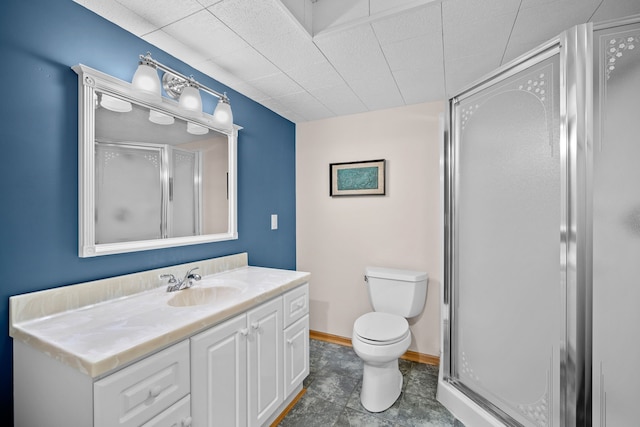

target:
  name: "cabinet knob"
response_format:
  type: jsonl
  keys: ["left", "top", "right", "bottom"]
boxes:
{"left": 148, "top": 385, "right": 162, "bottom": 398}
{"left": 251, "top": 322, "right": 260, "bottom": 330}
{"left": 287, "top": 338, "right": 294, "bottom": 346}
{"left": 182, "top": 416, "right": 192, "bottom": 427}
{"left": 239, "top": 328, "right": 248, "bottom": 337}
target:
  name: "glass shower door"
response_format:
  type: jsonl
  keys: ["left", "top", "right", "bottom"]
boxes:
{"left": 592, "top": 19, "right": 640, "bottom": 427}
{"left": 445, "top": 48, "right": 563, "bottom": 426}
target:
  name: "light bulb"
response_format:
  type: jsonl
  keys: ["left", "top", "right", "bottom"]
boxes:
{"left": 148, "top": 110, "right": 174, "bottom": 125}
{"left": 187, "top": 122, "right": 209, "bottom": 135}
{"left": 132, "top": 62, "right": 161, "bottom": 101}
{"left": 100, "top": 93, "right": 132, "bottom": 113}
{"left": 179, "top": 85, "right": 203, "bottom": 115}
{"left": 212, "top": 97, "right": 233, "bottom": 130}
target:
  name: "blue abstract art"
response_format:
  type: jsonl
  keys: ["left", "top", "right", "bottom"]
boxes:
{"left": 330, "top": 159, "right": 385, "bottom": 196}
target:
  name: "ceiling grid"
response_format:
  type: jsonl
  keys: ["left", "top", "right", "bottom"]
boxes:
{"left": 74, "top": 0, "right": 640, "bottom": 122}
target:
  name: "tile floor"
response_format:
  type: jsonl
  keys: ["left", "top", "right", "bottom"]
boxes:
{"left": 278, "top": 339, "right": 465, "bottom": 427}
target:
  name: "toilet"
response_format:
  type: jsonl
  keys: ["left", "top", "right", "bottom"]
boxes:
{"left": 352, "top": 266, "right": 428, "bottom": 412}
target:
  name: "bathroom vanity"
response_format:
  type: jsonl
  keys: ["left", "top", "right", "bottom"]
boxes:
{"left": 9, "top": 253, "right": 310, "bottom": 427}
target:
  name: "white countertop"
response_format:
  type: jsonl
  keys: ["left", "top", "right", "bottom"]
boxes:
{"left": 10, "top": 265, "right": 310, "bottom": 378}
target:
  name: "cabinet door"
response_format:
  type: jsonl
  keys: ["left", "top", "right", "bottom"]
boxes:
{"left": 284, "top": 315, "right": 309, "bottom": 397}
{"left": 247, "top": 297, "right": 283, "bottom": 427}
{"left": 191, "top": 314, "right": 247, "bottom": 427}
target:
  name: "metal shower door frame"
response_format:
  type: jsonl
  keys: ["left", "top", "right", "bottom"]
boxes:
{"left": 441, "top": 23, "right": 593, "bottom": 427}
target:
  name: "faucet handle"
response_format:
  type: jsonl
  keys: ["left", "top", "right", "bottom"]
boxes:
{"left": 160, "top": 273, "right": 177, "bottom": 284}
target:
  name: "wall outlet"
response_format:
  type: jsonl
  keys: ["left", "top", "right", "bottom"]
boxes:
{"left": 271, "top": 214, "right": 278, "bottom": 230}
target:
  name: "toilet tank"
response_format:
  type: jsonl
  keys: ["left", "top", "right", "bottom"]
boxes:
{"left": 365, "top": 266, "right": 428, "bottom": 318}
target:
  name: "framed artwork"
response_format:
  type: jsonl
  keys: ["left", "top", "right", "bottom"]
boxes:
{"left": 329, "top": 159, "right": 386, "bottom": 196}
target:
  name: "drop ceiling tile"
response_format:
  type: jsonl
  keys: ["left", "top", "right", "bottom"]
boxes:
{"left": 445, "top": 51, "right": 503, "bottom": 96}
{"left": 591, "top": 0, "right": 640, "bottom": 22}
{"left": 442, "top": 0, "right": 520, "bottom": 22}
{"left": 314, "top": 24, "right": 390, "bottom": 82}
{"left": 501, "top": 40, "right": 545, "bottom": 66}
{"left": 370, "top": 0, "right": 436, "bottom": 15}
{"left": 308, "top": 84, "right": 368, "bottom": 116}
{"left": 194, "top": 59, "right": 243, "bottom": 88}
{"left": 347, "top": 72, "right": 405, "bottom": 111}
{"left": 115, "top": 0, "right": 205, "bottom": 30}
{"left": 381, "top": 35, "right": 433, "bottom": 72}
{"left": 231, "top": 81, "right": 270, "bottom": 102}
{"left": 520, "top": 0, "right": 561, "bottom": 9}
{"left": 160, "top": 10, "right": 249, "bottom": 59}
{"left": 254, "top": 30, "right": 326, "bottom": 72}
{"left": 443, "top": 10, "right": 517, "bottom": 61}
{"left": 285, "top": 60, "right": 346, "bottom": 92}
{"left": 394, "top": 66, "right": 446, "bottom": 104}
{"left": 196, "top": 0, "right": 222, "bottom": 7}
{"left": 371, "top": 3, "right": 441, "bottom": 44}
{"left": 247, "top": 73, "right": 304, "bottom": 98}
{"left": 272, "top": 92, "right": 335, "bottom": 121}
{"left": 508, "top": 0, "right": 601, "bottom": 47}
{"left": 74, "top": 0, "right": 158, "bottom": 35}
{"left": 209, "top": 46, "right": 280, "bottom": 81}
{"left": 208, "top": 0, "right": 301, "bottom": 47}
{"left": 142, "top": 29, "right": 205, "bottom": 66}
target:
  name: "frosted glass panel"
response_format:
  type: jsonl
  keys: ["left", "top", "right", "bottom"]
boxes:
{"left": 95, "top": 143, "right": 162, "bottom": 243}
{"left": 592, "top": 23, "right": 640, "bottom": 427}
{"left": 453, "top": 56, "right": 561, "bottom": 426}
{"left": 171, "top": 149, "right": 198, "bottom": 238}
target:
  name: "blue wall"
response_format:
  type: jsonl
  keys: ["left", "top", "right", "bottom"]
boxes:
{"left": 0, "top": 0, "right": 296, "bottom": 419}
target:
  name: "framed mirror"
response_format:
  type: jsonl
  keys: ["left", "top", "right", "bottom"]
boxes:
{"left": 73, "top": 64, "right": 238, "bottom": 257}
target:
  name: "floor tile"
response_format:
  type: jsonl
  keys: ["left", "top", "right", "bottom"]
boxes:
{"left": 278, "top": 338, "right": 464, "bottom": 427}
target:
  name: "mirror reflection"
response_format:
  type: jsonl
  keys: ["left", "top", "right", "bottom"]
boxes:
{"left": 94, "top": 91, "right": 229, "bottom": 245}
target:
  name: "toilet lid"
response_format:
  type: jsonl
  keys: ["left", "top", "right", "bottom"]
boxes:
{"left": 354, "top": 312, "right": 409, "bottom": 343}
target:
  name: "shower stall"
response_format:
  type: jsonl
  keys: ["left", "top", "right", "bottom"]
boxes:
{"left": 438, "top": 14, "right": 640, "bottom": 427}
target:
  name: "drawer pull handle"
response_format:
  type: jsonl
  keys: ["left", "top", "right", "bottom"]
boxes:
{"left": 182, "top": 416, "right": 193, "bottom": 427}
{"left": 239, "top": 328, "right": 249, "bottom": 337}
{"left": 148, "top": 385, "right": 162, "bottom": 399}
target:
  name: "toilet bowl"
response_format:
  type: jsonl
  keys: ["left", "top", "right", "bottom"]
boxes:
{"left": 352, "top": 312, "right": 412, "bottom": 412}
{"left": 352, "top": 267, "right": 428, "bottom": 413}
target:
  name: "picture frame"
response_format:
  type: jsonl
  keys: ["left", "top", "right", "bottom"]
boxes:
{"left": 330, "top": 159, "right": 386, "bottom": 196}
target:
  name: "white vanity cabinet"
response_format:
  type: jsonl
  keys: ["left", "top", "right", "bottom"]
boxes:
{"left": 12, "top": 263, "right": 310, "bottom": 427}
{"left": 190, "top": 283, "right": 309, "bottom": 427}
{"left": 282, "top": 283, "right": 310, "bottom": 397}
{"left": 191, "top": 295, "right": 284, "bottom": 427}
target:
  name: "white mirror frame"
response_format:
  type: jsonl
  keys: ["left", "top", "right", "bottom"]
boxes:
{"left": 73, "top": 64, "right": 238, "bottom": 257}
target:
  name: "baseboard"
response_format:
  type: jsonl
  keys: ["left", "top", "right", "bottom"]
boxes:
{"left": 269, "top": 387, "right": 306, "bottom": 427}
{"left": 309, "top": 330, "right": 440, "bottom": 366}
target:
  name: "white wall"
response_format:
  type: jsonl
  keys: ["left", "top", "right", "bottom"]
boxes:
{"left": 296, "top": 101, "right": 444, "bottom": 357}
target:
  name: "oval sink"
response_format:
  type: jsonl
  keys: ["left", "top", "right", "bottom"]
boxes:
{"left": 167, "top": 286, "right": 241, "bottom": 307}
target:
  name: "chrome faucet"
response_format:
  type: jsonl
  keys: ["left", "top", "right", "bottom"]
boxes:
{"left": 161, "top": 267, "right": 201, "bottom": 292}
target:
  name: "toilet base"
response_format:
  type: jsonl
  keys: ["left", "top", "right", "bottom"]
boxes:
{"left": 360, "top": 359, "right": 403, "bottom": 412}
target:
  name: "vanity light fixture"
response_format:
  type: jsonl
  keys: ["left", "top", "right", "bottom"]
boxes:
{"left": 178, "top": 80, "right": 203, "bottom": 115}
{"left": 133, "top": 53, "right": 234, "bottom": 130}
{"left": 187, "top": 122, "right": 209, "bottom": 135}
{"left": 213, "top": 94, "right": 233, "bottom": 129}
{"left": 148, "top": 109, "right": 175, "bottom": 125}
{"left": 100, "top": 93, "right": 132, "bottom": 113}
{"left": 131, "top": 56, "right": 162, "bottom": 102}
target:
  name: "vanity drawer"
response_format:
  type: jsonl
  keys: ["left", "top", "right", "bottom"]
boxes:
{"left": 142, "top": 395, "right": 191, "bottom": 427}
{"left": 283, "top": 283, "right": 309, "bottom": 328}
{"left": 94, "top": 340, "right": 190, "bottom": 427}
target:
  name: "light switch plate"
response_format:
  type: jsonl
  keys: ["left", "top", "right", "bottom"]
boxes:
{"left": 271, "top": 214, "right": 278, "bottom": 230}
